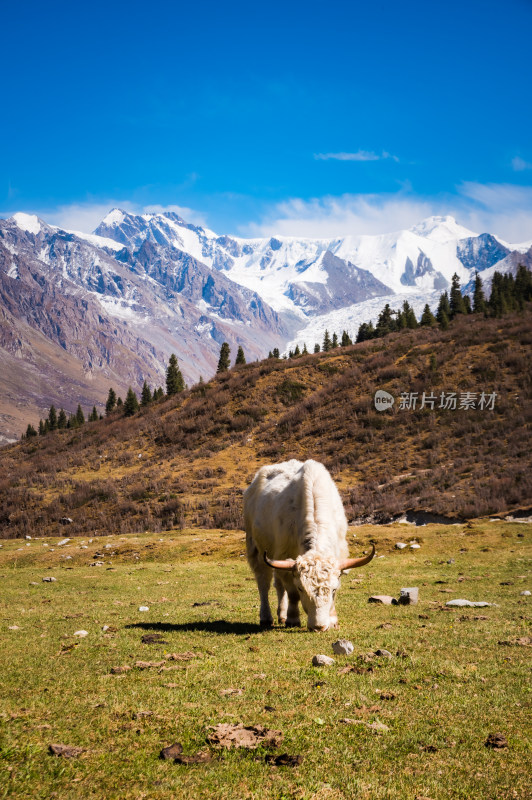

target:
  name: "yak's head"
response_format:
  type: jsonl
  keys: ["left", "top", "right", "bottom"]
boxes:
{"left": 264, "top": 544, "right": 375, "bottom": 631}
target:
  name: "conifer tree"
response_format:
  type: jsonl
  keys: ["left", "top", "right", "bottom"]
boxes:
{"left": 105, "top": 388, "right": 117, "bottom": 416}
{"left": 314, "top": 343, "right": 320, "bottom": 353}
{"left": 473, "top": 271, "right": 486, "bottom": 313}
{"left": 89, "top": 406, "right": 99, "bottom": 422}
{"left": 38, "top": 419, "right": 45, "bottom": 436}
{"left": 268, "top": 351, "right": 273, "bottom": 359}
{"left": 116, "top": 397, "right": 123, "bottom": 408}
{"left": 25, "top": 423, "right": 37, "bottom": 438}
{"left": 153, "top": 387, "right": 164, "bottom": 401}
{"left": 375, "top": 304, "right": 396, "bottom": 337}
{"left": 166, "top": 354, "right": 185, "bottom": 394}
{"left": 124, "top": 387, "right": 139, "bottom": 417}
{"left": 331, "top": 333, "right": 338, "bottom": 348}
{"left": 302, "top": 343, "right": 308, "bottom": 355}
{"left": 141, "top": 381, "right": 152, "bottom": 406}
{"left": 341, "top": 330, "right": 352, "bottom": 347}
{"left": 272, "top": 348, "right": 280, "bottom": 359}
{"left": 463, "top": 295, "right": 472, "bottom": 314}
{"left": 515, "top": 264, "right": 532, "bottom": 308}
{"left": 217, "top": 343, "right": 231, "bottom": 373}
{"left": 48, "top": 405, "right": 57, "bottom": 431}
{"left": 58, "top": 408, "right": 67, "bottom": 429}
{"left": 322, "top": 330, "right": 332, "bottom": 351}
{"left": 402, "top": 300, "right": 418, "bottom": 328}
{"left": 293, "top": 344, "right": 301, "bottom": 357}
{"left": 235, "top": 345, "right": 246, "bottom": 365}
{"left": 436, "top": 291, "right": 451, "bottom": 325}
{"left": 449, "top": 273, "right": 466, "bottom": 317}
{"left": 356, "top": 321, "right": 375, "bottom": 343}
{"left": 420, "top": 304, "right": 437, "bottom": 326}
{"left": 76, "top": 405, "right": 85, "bottom": 426}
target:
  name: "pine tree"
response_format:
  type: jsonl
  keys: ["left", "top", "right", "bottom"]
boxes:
{"left": 356, "top": 321, "right": 375, "bottom": 342}
{"left": 293, "top": 344, "right": 301, "bottom": 357}
{"left": 463, "top": 295, "right": 472, "bottom": 314}
{"left": 105, "top": 388, "right": 117, "bottom": 416}
{"left": 341, "top": 330, "right": 352, "bottom": 347}
{"left": 235, "top": 345, "right": 246, "bottom": 365}
{"left": 116, "top": 397, "right": 123, "bottom": 408}
{"left": 473, "top": 271, "right": 486, "bottom": 313}
{"left": 166, "top": 354, "right": 185, "bottom": 394}
{"left": 302, "top": 343, "right": 308, "bottom": 355}
{"left": 515, "top": 264, "right": 532, "bottom": 308}
{"left": 89, "top": 405, "right": 99, "bottom": 422}
{"left": 48, "top": 405, "right": 57, "bottom": 431}
{"left": 403, "top": 300, "right": 418, "bottom": 329}
{"left": 314, "top": 343, "right": 320, "bottom": 353}
{"left": 153, "top": 387, "right": 164, "bottom": 401}
{"left": 76, "top": 405, "right": 85, "bottom": 426}
{"left": 217, "top": 343, "right": 231, "bottom": 373}
{"left": 25, "top": 423, "right": 37, "bottom": 438}
{"left": 420, "top": 304, "right": 437, "bottom": 326}
{"left": 322, "top": 330, "right": 332, "bottom": 352}
{"left": 58, "top": 408, "right": 67, "bottom": 429}
{"left": 331, "top": 333, "right": 338, "bottom": 348}
{"left": 436, "top": 291, "right": 451, "bottom": 325}
{"left": 124, "top": 387, "right": 140, "bottom": 417}
{"left": 375, "top": 304, "right": 397, "bottom": 337}
{"left": 449, "top": 273, "right": 466, "bottom": 317}
{"left": 272, "top": 348, "right": 280, "bottom": 359}
{"left": 268, "top": 351, "right": 273, "bottom": 359}
{"left": 38, "top": 419, "right": 45, "bottom": 436}
{"left": 141, "top": 381, "right": 152, "bottom": 406}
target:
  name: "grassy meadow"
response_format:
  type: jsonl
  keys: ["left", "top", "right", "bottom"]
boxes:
{"left": 0, "top": 520, "right": 530, "bottom": 799}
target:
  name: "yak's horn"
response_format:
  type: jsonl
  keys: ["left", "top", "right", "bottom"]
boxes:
{"left": 264, "top": 552, "right": 296, "bottom": 570}
{"left": 338, "top": 543, "right": 376, "bottom": 571}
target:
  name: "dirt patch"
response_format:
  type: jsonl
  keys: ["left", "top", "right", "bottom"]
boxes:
{"left": 207, "top": 723, "right": 282, "bottom": 750}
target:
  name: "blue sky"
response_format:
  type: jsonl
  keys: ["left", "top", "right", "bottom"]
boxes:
{"left": 2, "top": 0, "right": 532, "bottom": 241}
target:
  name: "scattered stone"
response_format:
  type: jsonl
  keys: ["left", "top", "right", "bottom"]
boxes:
{"left": 485, "top": 733, "right": 508, "bottom": 749}
{"left": 29, "top": 582, "right": 38, "bottom": 586}
{"left": 395, "top": 542, "right": 407, "bottom": 549}
{"left": 166, "top": 651, "right": 202, "bottom": 661}
{"left": 175, "top": 751, "right": 213, "bottom": 765}
{"left": 368, "top": 595, "right": 395, "bottom": 605}
{"left": 141, "top": 633, "right": 168, "bottom": 645}
{"left": 160, "top": 742, "right": 183, "bottom": 760}
{"left": 57, "top": 538, "right": 71, "bottom": 546}
{"left": 8, "top": 625, "right": 20, "bottom": 631}
{"left": 110, "top": 665, "right": 131, "bottom": 674}
{"left": 266, "top": 753, "right": 303, "bottom": 767}
{"left": 138, "top": 606, "right": 149, "bottom": 612}
{"left": 410, "top": 543, "right": 421, "bottom": 550}
{"left": 399, "top": 587, "right": 419, "bottom": 605}
{"left": 447, "top": 558, "right": 455, "bottom": 564}
{"left": 59, "top": 518, "right": 73, "bottom": 525}
{"left": 520, "top": 590, "right": 531, "bottom": 596}
{"left": 48, "top": 743, "right": 85, "bottom": 758}
{"left": 445, "top": 599, "right": 495, "bottom": 608}
{"left": 207, "top": 723, "right": 282, "bottom": 750}
{"left": 332, "top": 639, "right": 354, "bottom": 656}
{"left": 312, "top": 654, "right": 335, "bottom": 667}
{"left": 73, "top": 630, "right": 88, "bottom": 637}
{"left": 90, "top": 562, "right": 105, "bottom": 567}
{"left": 497, "top": 636, "right": 532, "bottom": 647}
{"left": 42, "top": 577, "right": 57, "bottom": 583}
{"left": 374, "top": 649, "right": 393, "bottom": 658}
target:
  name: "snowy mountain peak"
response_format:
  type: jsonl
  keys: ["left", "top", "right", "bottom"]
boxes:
{"left": 409, "top": 215, "right": 477, "bottom": 242}
{"left": 11, "top": 212, "right": 47, "bottom": 235}
{"left": 101, "top": 208, "right": 127, "bottom": 227}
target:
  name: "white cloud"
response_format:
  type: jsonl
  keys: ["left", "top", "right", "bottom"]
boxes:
{"left": 314, "top": 150, "right": 399, "bottom": 162}
{"left": 512, "top": 156, "right": 532, "bottom": 172}
{"left": 244, "top": 183, "right": 532, "bottom": 244}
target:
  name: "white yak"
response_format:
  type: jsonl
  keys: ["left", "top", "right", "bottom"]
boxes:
{"left": 244, "top": 459, "right": 375, "bottom": 631}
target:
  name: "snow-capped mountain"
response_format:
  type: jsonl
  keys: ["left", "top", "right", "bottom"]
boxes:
{"left": 1, "top": 205, "right": 529, "bottom": 442}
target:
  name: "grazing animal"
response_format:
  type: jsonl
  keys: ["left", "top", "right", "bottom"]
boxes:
{"left": 244, "top": 459, "right": 375, "bottom": 631}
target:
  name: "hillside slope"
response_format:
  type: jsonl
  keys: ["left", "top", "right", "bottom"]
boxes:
{"left": 1, "top": 310, "right": 531, "bottom": 538}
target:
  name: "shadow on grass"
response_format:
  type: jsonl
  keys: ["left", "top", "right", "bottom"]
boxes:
{"left": 126, "top": 620, "right": 267, "bottom": 635}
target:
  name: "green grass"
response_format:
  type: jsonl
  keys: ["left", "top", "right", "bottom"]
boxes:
{"left": 0, "top": 522, "right": 530, "bottom": 799}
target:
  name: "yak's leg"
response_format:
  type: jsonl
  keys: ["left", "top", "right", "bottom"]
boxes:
{"left": 285, "top": 589, "right": 301, "bottom": 627}
{"left": 246, "top": 533, "right": 273, "bottom": 627}
{"left": 274, "top": 574, "right": 288, "bottom": 625}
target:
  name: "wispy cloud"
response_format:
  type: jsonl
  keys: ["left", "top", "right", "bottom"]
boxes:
{"left": 314, "top": 150, "right": 399, "bottom": 163}
{"left": 243, "top": 182, "right": 532, "bottom": 244}
{"left": 512, "top": 156, "right": 532, "bottom": 172}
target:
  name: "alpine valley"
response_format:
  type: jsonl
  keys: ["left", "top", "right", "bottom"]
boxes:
{"left": 1, "top": 207, "right": 531, "bottom": 443}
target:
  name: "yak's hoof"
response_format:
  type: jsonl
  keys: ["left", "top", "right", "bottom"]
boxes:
{"left": 285, "top": 620, "right": 301, "bottom": 628}
{"left": 260, "top": 619, "right": 273, "bottom": 628}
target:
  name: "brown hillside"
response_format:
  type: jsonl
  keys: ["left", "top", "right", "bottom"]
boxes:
{"left": 1, "top": 310, "right": 531, "bottom": 538}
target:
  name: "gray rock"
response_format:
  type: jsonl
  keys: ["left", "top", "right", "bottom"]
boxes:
{"left": 312, "top": 654, "right": 335, "bottom": 667}
{"left": 399, "top": 587, "right": 419, "bottom": 605}
{"left": 409, "top": 543, "right": 421, "bottom": 550}
{"left": 368, "top": 595, "right": 395, "bottom": 605}
{"left": 42, "top": 577, "right": 57, "bottom": 582}
{"left": 374, "top": 649, "right": 393, "bottom": 658}
{"left": 332, "top": 639, "right": 354, "bottom": 656}
{"left": 520, "top": 590, "right": 531, "bottom": 596}
{"left": 395, "top": 542, "right": 407, "bottom": 550}
{"left": 445, "top": 599, "right": 495, "bottom": 607}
